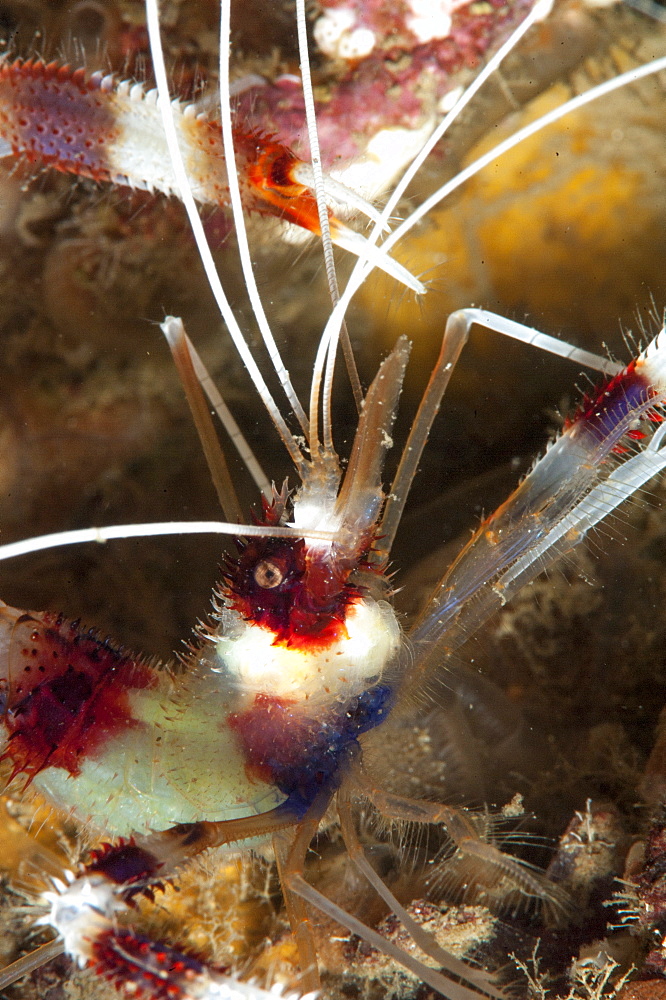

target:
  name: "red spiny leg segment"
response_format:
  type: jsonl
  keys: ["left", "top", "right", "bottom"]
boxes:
{"left": 566, "top": 359, "right": 660, "bottom": 446}
{"left": 91, "top": 928, "right": 220, "bottom": 1000}
{"left": 0, "top": 58, "right": 337, "bottom": 240}
{"left": 42, "top": 868, "right": 282, "bottom": 1000}
{"left": 238, "top": 131, "right": 327, "bottom": 235}
{"left": 0, "top": 59, "right": 120, "bottom": 180}
{"left": 86, "top": 840, "right": 164, "bottom": 897}
{"left": 0, "top": 612, "right": 156, "bottom": 782}
{"left": 0, "top": 57, "right": 423, "bottom": 288}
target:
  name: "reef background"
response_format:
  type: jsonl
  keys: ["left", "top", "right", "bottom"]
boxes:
{"left": 0, "top": 1, "right": 665, "bottom": 998}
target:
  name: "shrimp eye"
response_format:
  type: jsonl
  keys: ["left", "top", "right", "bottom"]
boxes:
{"left": 254, "top": 559, "right": 284, "bottom": 589}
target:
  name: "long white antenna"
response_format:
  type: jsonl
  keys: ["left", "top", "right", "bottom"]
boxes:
{"left": 315, "top": 0, "right": 555, "bottom": 393}
{"left": 360, "top": 0, "right": 554, "bottom": 255}
{"left": 145, "top": 0, "right": 307, "bottom": 473}
{"left": 319, "top": 52, "right": 666, "bottom": 365}
{"left": 0, "top": 521, "right": 339, "bottom": 562}
{"left": 381, "top": 54, "right": 666, "bottom": 256}
{"left": 295, "top": 0, "right": 363, "bottom": 453}
{"left": 294, "top": 0, "right": 339, "bottom": 310}
{"left": 218, "top": 0, "right": 310, "bottom": 439}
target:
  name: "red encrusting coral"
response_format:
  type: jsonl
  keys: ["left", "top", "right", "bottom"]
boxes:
{"left": 235, "top": 0, "right": 535, "bottom": 168}
{"left": 0, "top": 58, "right": 120, "bottom": 180}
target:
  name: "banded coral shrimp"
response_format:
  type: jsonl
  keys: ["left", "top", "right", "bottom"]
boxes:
{"left": 0, "top": 1, "right": 664, "bottom": 1000}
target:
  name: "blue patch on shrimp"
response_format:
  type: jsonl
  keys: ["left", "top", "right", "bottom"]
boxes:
{"left": 575, "top": 365, "right": 653, "bottom": 441}
{"left": 229, "top": 684, "right": 393, "bottom": 819}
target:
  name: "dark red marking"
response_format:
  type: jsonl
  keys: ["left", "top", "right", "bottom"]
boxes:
{"left": 222, "top": 486, "right": 378, "bottom": 646}
{"left": 228, "top": 694, "right": 317, "bottom": 788}
{"left": 566, "top": 361, "right": 660, "bottom": 449}
{"left": 86, "top": 839, "right": 163, "bottom": 900}
{"left": 223, "top": 534, "right": 362, "bottom": 649}
{"left": 92, "top": 927, "right": 223, "bottom": 1000}
{"left": 0, "top": 59, "right": 119, "bottom": 181}
{"left": 0, "top": 612, "right": 157, "bottom": 781}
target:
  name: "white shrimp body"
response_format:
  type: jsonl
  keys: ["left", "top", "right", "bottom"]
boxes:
{"left": 213, "top": 598, "right": 400, "bottom": 704}
{"left": 0, "top": 603, "right": 287, "bottom": 836}
{"left": 0, "top": 582, "right": 401, "bottom": 836}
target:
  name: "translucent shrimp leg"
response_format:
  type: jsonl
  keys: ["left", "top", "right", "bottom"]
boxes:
{"left": 343, "top": 767, "right": 570, "bottom": 920}
{"left": 275, "top": 795, "right": 504, "bottom": 1000}
{"left": 319, "top": 54, "right": 666, "bottom": 367}
{"left": 287, "top": 875, "right": 504, "bottom": 1000}
{"left": 497, "top": 419, "right": 666, "bottom": 596}
{"left": 0, "top": 786, "right": 304, "bottom": 993}
{"left": 163, "top": 316, "right": 243, "bottom": 523}
{"left": 406, "top": 323, "right": 666, "bottom": 689}
{"left": 35, "top": 796, "right": 506, "bottom": 1000}
{"left": 335, "top": 783, "right": 512, "bottom": 995}
{"left": 374, "top": 308, "right": 619, "bottom": 566}
{"left": 312, "top": 0, "right": 555, "bottom": 430}
{"left": 273, "top": 796, "right": 331, "bottom": 995}
{"left": 178, "top": 331, "right": 272, "bottom": 500}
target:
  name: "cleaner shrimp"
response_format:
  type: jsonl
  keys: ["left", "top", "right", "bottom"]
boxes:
{"left": 0, "top": 1, "right": 664, "bottom": 998}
